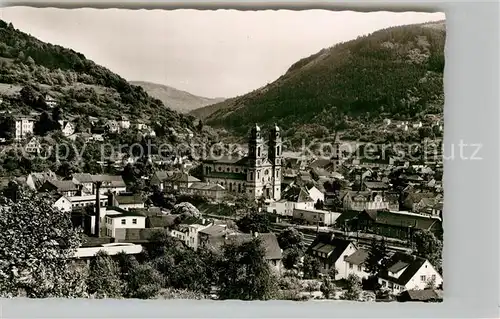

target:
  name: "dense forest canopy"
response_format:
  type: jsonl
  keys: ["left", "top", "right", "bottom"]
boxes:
{"left": 191, "top": 21, "right": 445, "bottom": 138}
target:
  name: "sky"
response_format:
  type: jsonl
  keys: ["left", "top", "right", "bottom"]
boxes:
{"left": 0, "top": 8, "right": 445, "bottom": 98}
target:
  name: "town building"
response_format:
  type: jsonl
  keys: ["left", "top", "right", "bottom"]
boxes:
{"left": 306, "top": 233, "right": 357, "bottom": 280}
{"left": 44, "top": 94, "right": 57, "bottom": 108}
{"left": 14, "top": 116, "right": 34, "bottom": 140}
{"left": 378, "top": 252, "right": 443, "bottom": 294}
{"left": 104, "top": 207, "right": 146, "bottom": 238}
{"left": 202, "top": 124, "right": 283, "bottom": 201}
{"left": 343, "top": 248, "right": 370, "bottom": 280}
{"left": 292, "top": 208, "right": 341, "bottom": 226}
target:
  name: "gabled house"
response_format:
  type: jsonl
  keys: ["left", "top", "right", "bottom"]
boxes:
{"left": 378, "top": 252, "right": 443, "bottom": 294}
{"left": 306, "top": 233, "right": 357, "bottom": 279}
{"left": 26, "top": 170, "right": 58, "bottom": 190}
{"left": 53, "top": 194, "right": 72, "bottom": 213}
{"left": 104, "top": 207, "right": 147, "bottom": 238}
{"left": 72, "top": 173, "right": 94, "bottom": 195}
{"left": 119, "top": 116, "right": 130, "bottom": 130}
{"left": 268, "top": 185, "right": 315, "bottom": 216}
{"left": 58, "top": 120, "right": 75, "bottom": 137}
{"left": 24, "top": 136, "right": 41, "bottom": 153}
{"left": 308, "top": 186, "right": 325, "bottom": 203}
{"left": 90, "top": 175, "right": 127, "bottom": 195}
{"left": 343, "top": 248, "right": 370, "bottom": 280}
{"left": 157, "top": 171, "right": 200, "bottom": 192}
{"left": 186, "top": 182, "right": 226, "bottom": 201}
{"left": 150, "top": 170, "right": 176, "bottom": 191}
{"left": 40, "top": 180, "right": 80, "bottom": 197}
{"left": 169, "top": 217, "right": 213, "bottom": 251}
{"left": 108, "top": 193, "right": 145, "bottom": 211}
{"left": 212, "top": 232, "right": 283, "bottom": 274}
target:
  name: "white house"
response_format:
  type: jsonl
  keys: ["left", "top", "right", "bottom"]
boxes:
{"left": 108, "top": 193, "right": 145, "bottom": 211}
{"left": 14, "top": 116, "right": 34, "bottom": 140}
{"left": 45, "top": 94, "right": 57, "bottom": 108}
{"left": 24, "top": 137, "right": 41, "bottom": 153}
{"left": 58, "top": 121, "right": 75, "bottom": 137}
{"left": 343, "top": 248, "right": 370, "bottom": 280}
{"left": 342, "top": 191, "right": 392, "bottom": 211}
{"left": 378, "top": 252, "right": 443, "bottom": 294}
{"left": 268, "top": 186, "right": 315, "bottom": 216}
{"left": 292, "top": 208, "right": 341, "bottom": 226}
{"left": 105, "top": 208, "right": 146, "bottom": 238}
{"left": 171, "top": 220, "right": 212, "bottom": 251}
{"left": 53, "top": 194, "right": 72, "bottom": 213}
{"left": 106, "top": 120, "right": 120, "bottom": 133}
{"left": 119, "top": 116, "right": 130, "bottom": 130}
{"left": 307, "top": 233, "right": 358, "bottom": 280}
{"left": 67, "top": 194, "right": 108, "bottom": 210}
{"left": 308, "top": 186, "right": 325, "bottom": 203}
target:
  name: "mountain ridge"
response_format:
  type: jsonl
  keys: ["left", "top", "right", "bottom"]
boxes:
{"left": 130, "top": 80, "right": 225, "bottom": 114}
{"left": 190, "top": 20, "right": 445, "bottom": 141}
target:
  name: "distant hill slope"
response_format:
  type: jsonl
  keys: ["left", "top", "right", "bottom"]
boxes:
{"left": 130, "top": 81, "right": 225, "bottom": 113}
{"left": 0, "top": 20, "right": 201, "bottom": 135}
{"left": 191, "top": 21, "right": 445, "bottom": 137}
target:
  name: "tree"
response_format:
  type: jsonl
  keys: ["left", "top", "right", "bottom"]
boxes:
{"left": 413, "top": 230, "right": 442, "bottom": 272}
{"left": 34, "top": 111, "right": 57, "bottom": 136}
{"left": 306, "top": 280, "right": 320, "bottom": 297}
{"left": 302, "top": 255, "right": 321, "bottom": 279}
{"left": 314, "top": 199, "right": 324, "bottom": 210}
{"left": 342, "top": 274, "right": 362, "bottom": 301}
{"left": 277, "top": 227, "right": 304, "bottom": 251}
{"left": 0, "top": 187, "right": 86, "bottom": 298}
{"left": 87, "top": 251, "right": 124, "bottom": 298}
{"left": 364, "top": 238, "right": 388, "bottom": 276}
{"left": 217, "top": 237, "right": 277, "bottom": 300}
{"left": 320, "top": 277, "right": 336, "bottom": 299}
{"left": 126, "top": 262, "right": 165, "bottom": 299}
{"left": 282, "top": 247, "right": 303, "bottom": 270}
{"left": 172, "top": 202, "right": 201, "bottom": 220}
{"left": 236, "top": 210, "right": 272, "bottom": 234}
{"left": 19, "top": 85, "right": 37, "bottom": 105}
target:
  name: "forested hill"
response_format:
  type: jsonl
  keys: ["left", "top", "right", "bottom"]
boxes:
{"left": 0, "top": 20, "right": 198, "bottom": 133}
{"left": 191, "top": 21, "right": 446, "bottom": 138}
{"left": 130, "top": 81, "right": 225, "bottom": 114}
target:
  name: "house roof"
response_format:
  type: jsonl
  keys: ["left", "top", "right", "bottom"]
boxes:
{"left": 115, "top": 194, "right": 144, "bottom": 205}
{"left": 190, "top": 182, "right": 225, "bottom": 191}
{"left": 404, "top": 289, "right": 443, "bottom": 301}
{"left": 379, "top": 252, "right": 428, "bottom": 286}
{"left": 46, "top": 180, "right": 79, "bottom": 192}
{"left": 166, "top": 172, "right": 200, "bottom": 183}
{"left": 204, "top": 155, "right": 244, "bottom": 164}
{"left": 363, "top": 210, "right": 439, "bottom": 230}
{"left": 344, "top": 248, "right": 369, "bottom": 266}
{"left": 72, "top": 173, "right": 94, "bottom": 184}
{"left": 198, "top": 224, "right": 228, "bottom": 237}
{"left": 306, "top": 233, "right": 353, "bottom": 263}
{"left": 309, "top": 159, "right": 332, "bottom": 169}
{"left": 210, "top": 232, "right": 282, "bottom": 261}
{"left": 282, "top": 186, "right": 313, "bottom": 203}
{"left": 106, "top": 206, "right": 146, "bottom": 218}
{"left": 91, "top": 175, "right": 126, "bottom": 187}
{"left": 363, "top": 181, "right": 390, "bottom": 190}
{"left": 148, "top": 215, "right": 178, "bottom": 228}
{"left": 152, "top": 170, "right": 176, "bottom": 182}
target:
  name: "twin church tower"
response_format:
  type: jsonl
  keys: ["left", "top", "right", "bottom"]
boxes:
{"left": 202, "top": 124, "right": 283, "bottom": 201}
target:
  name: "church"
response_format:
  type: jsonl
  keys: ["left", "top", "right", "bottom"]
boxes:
{"left": 202, "top": 124, "right": 283, "bottom": 201}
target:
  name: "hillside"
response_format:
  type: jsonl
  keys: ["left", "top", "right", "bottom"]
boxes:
{"left": 0, "top": 20, "right": 200, "bottom": 135}
{"left": 191, "top": 21, "right": 445, "bottom": 141}
{"left": 130, "top": 81, "right": 224, "bottom": 113}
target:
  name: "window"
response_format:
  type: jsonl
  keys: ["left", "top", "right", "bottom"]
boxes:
{"left": 121, "top": 219, "right": 126, "bottom": 225}
{"left": 431, "top": 274, "right": 436, "bottom": 280}
{"left": 349, "top": 263, "right": 353, "bottom": 269}
{"left": 132, "top": 219, "right": 137, "bottom": 224}
{"left": 381, "top": 280, "right": 386, "bottom": 287}
{"left": 358, "top": 265, "right": 362, "bottom": 272}
{"left": 277, "top": 146, "right": 280, "bottom": 156}
{"left": 420, "top": 275, "right": 426, "bottom": 282}
{"left": 257, "top": 147, "right": 261, "bottom": 157}
{"left": 226, "top": 167, "right": 230, "bottom": 172}
{"left": 235, "top": 168, "right": 239, "bottom": 173}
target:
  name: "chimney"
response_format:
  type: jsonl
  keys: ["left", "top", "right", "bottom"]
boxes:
{"left": 94, "top": 181, "right": 102, "bottom": 237}
{"left": 254, "top": 231, "right": 259, "bottom": 238}
{"left": 330, "top": 232, "right": 335, "bottom": 241}
{"left": 107, "top": 191, "right": 115, "bottom": 207}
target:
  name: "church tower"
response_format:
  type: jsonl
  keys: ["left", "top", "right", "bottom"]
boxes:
{"left": 268, "top": 124, "right": 282, "bottom": 201}
{"left": 246, "top": 124, "right": 266, "bottom": 199}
